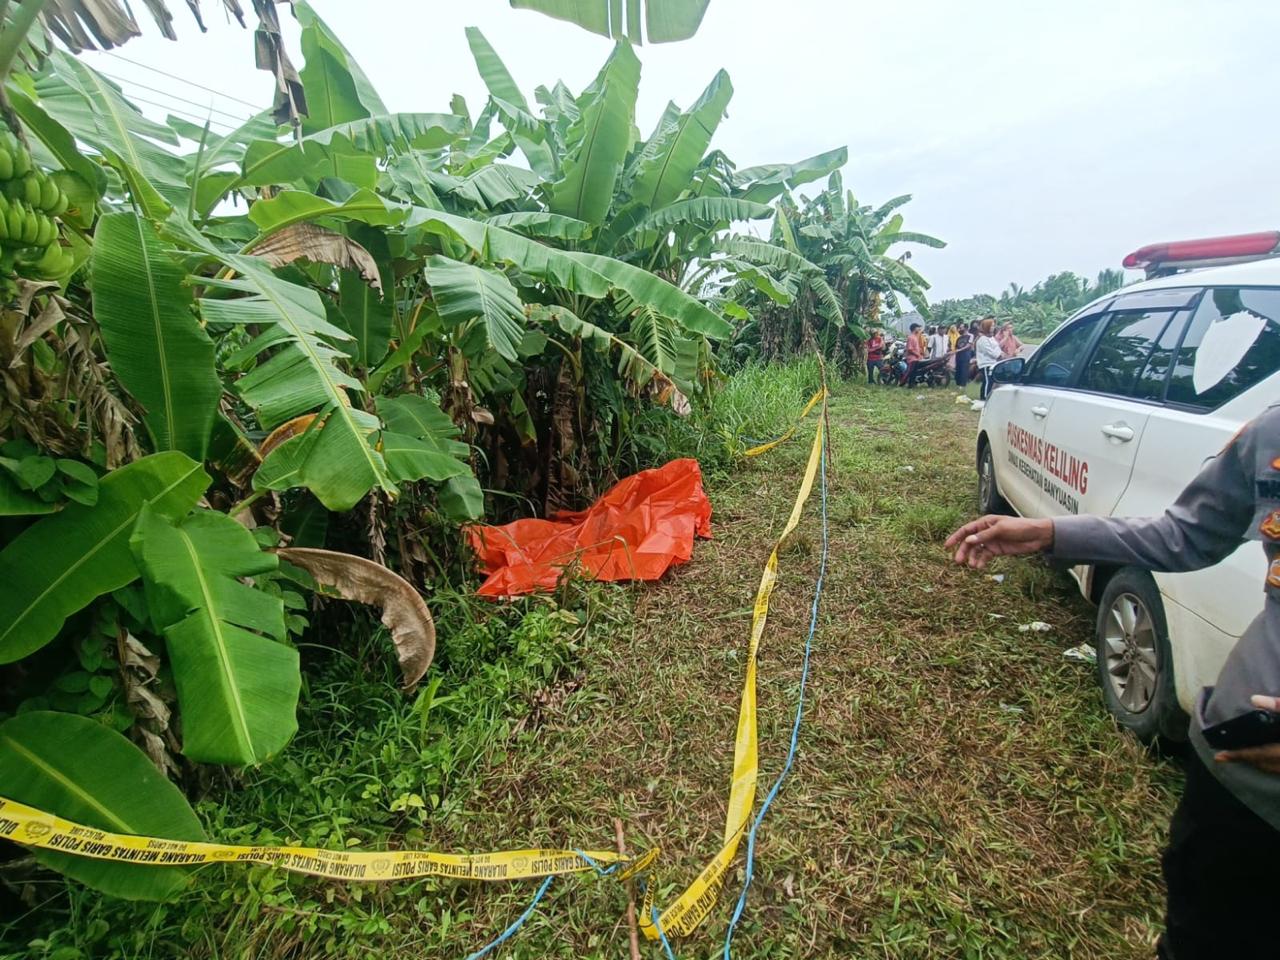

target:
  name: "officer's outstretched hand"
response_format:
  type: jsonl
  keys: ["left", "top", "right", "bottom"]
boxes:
{"left": 1216, "top": 695, "right": 1280, "bottom": 775}
{"left": 945, "top": 516, "right": 1055, "bottom": 569}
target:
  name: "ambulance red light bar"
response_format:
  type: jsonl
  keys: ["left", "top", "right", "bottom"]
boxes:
{"left": 1122, "top": 231, "right": 1280, "bottom": 277}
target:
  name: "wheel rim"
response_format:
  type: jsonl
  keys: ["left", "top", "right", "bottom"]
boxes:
{"left": 1103, "top": 592, "right": 1159, "bottom": 713}
{"left": 979, "top": 451, "right": 994, "bottom": 507}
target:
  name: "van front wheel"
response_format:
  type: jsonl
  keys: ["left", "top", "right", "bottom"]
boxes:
{"left": 977, "top": 442, "right": 1009, "bottom": 515}
{"left": 1094, "top": 568, "right": 1186, "bottom": 744}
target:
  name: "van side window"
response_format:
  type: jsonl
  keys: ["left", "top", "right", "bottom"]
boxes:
{"left": 1023, "top": 314, "right": 1104, "bottom": 387}
{"left": 1167, "top": 288, "right": 1280, "bottom": 410}
{"left": 1078, "top": 310, "right": 1179, "bottom": 399}
{"left": 1133, "top": 310, "right": 1192, "bottom": 402}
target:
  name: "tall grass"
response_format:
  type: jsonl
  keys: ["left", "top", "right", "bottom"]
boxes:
{"left": 626, "top": 357, "right": 823, "bottom": 477}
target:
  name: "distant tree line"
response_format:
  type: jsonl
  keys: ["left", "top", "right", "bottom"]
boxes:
{"left": 934, "top": 268, "right": 1127, "bottom": 338}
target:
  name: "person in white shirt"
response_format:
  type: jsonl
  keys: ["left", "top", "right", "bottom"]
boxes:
{"left": 929, "top": 326, "right": 948, "bottom": 360}
{"left": 974, "top": 317, "right": 1004, "bottom": 400}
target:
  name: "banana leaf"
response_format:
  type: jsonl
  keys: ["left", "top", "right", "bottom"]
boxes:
{"left": 440, "top": 475, "right": 484, "bottom": 522}
{"left": 131, "top": 506, "right": 298, "bottom": 766}
{"left": 202, "top": 259, "right": 396, "bottom": 512}
{"left": 632, "top": 196, "right": 771, "bottom": 233}
{"left": 407, "top": 208, "right": 731, "bottom": 338}
{"left": 568, "top": 249, "right": 733, "bottom": 339}
{"left": 459, "top": 165, "right": 540, "bottom": 207}
{"left": 877, "top": 230, "right": 947, "bottom": 250}
{"left": 375, "top": 396, "right": 472, "bottom": 485}
{"left": 0, "top": 453, "right": 208, "bottom": 663}
{"left": 510, "top": 0, "right": 711, "bottom": 43}
{"left": 337, "top": 271, "right": 391, "bottom": 371}
{"left": 424, "top": 255, "right": 527, "bottom": 362}
{"left": 237, "top": 135, "right": 368, "bottom": 190}
{"left": 718, "top": 237, "right": 844, "bottom": 326}
{"left": 625, "top": 69, "right": 731, "bottom": 213}
{"left": 734, "top": 146, "right": 849, "bottom": 204}
{"left": 251, "top": 224, "right": 382, "bottom": 292}
{"left": 252, "top": 404, "right": 392, "bottom": 512}
{"left": 0, "top": 712, "right": 205, "bottom": 900}
{"left": 309, "top": 113, "right": 466, "bottom": 154}
{"left": 485, "top": 211, "right": 592, "bottom": 240}
{"left": 236, "top": 114, "right": 464, "bottom": 192}
{"left": 295, "top": 1, "right": 386, "bottom": 133}
{"left": 275, "top": 548, "right": 435, "bottom": 688}
{"left": 465, "top": 27, "right": 555, "bottom": 178}
{"left": 872, "top": 194, "right": 914, "bottom": 225}
{"left": 247, "top": 188, "right": 405, "bottom": 237}
{"left": 548, "top": 42, "right": 641, "bottom": 225}
{"left": 532, "top": 303, "right": 662, "bottom": 385}
{"left": 407, "top": 207, "right": 613, "bottom": 298}
{"left": 35, "top": 0, "right": 246, "bottom": 49}
{"left": 36, "top": 51, "right": 188, "bottom": 219}
{"left": 93, "top": 212, "right": 220, "bottom": 460}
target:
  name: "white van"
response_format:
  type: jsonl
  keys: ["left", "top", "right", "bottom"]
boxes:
{"left": 976, "top": 233, "right": 1280, "bottom": 741}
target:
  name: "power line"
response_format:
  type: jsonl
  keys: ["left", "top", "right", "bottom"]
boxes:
{"left": 99, "top": 50, "right": 265, "bottom": 111}
{"left": 123, "top": 94, "right": 240, "bottom": 132}
{"left": 100, "top": 70, "right": 253, "bottom": 125}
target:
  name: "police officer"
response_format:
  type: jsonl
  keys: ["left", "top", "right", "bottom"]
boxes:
{"left": 946, "top": 404, "right": 1280, "bottom": 958}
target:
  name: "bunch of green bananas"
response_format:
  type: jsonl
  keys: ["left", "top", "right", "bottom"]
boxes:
{"left": 0, "top": 128, "right": 72, "bottom": 281}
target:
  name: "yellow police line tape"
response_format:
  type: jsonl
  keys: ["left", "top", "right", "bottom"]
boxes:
{"left": 0, "top": 385, "right": 829, "bottom": 945}
{"left": 638, "top": 387, "right": 826, "bottom": 939}
{"left": 743, "top": 388, "right": 827, "bottom": 458}
{"left": 0, "top": 795, "right": 656, "bottom": 884}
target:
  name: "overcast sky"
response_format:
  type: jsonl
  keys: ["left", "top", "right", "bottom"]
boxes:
{"left": 85, "top": 0, "right": 1280, "bottom": 301}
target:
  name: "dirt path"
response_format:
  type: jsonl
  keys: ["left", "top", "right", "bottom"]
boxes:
{"left": 446, "top": 381, "right": 1181, "bottom": 959}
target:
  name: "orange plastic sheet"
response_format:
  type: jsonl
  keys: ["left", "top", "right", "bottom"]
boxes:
{"left": 468, "top": 458, "right": 713, "bottom": 597}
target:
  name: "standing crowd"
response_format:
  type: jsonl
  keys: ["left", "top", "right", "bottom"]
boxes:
{"left": 865, "top": 316, "right": 1024, "bottom": 398}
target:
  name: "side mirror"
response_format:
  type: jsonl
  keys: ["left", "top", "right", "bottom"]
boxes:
{"left": 991, "top": 357, "right": 1025, "bottom": 383}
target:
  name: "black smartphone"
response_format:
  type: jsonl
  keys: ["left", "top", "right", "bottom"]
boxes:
{"left": 1202, "top": 709, "right": 1280, "bottom": 750}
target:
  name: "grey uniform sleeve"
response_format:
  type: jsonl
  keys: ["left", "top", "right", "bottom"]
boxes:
{"left": 1050, "top": 425, "right": 1257, "bottom": 573}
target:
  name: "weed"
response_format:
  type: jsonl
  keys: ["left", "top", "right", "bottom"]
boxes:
{"left": 894, "top": 502, "right": 969, "bottom": 544}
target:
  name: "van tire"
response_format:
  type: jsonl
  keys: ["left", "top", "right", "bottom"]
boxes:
{"left": 1094, "top": 568, "right": 1187, "bottom": 744}
{"left": 977, "top": 441, "right": 1010, "bottom": 515}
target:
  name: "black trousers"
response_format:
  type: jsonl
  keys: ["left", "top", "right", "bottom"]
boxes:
{"left": 1157, "top": 751, "right": 1280, "bottom": 958}
{"left": 866, "top": 359, "right": 880, "bottom": 384}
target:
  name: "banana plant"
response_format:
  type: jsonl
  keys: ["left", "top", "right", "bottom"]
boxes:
{"left": 460, "top": 28, "right": 848, "bottom": 395}
{"left": 721, "top": 171, "right": 945, "bottom": 370}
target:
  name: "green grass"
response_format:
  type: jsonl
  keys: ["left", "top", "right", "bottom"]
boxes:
{"left": 1, "top": 375, "right": 1180, "bottom": 960}
{"left": 628, "top": 356, "right": 822, "bottom": 477}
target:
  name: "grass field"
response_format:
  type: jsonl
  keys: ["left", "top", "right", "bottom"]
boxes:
{"left": 4, "top": 375, "right": 1182, "bottom": 960}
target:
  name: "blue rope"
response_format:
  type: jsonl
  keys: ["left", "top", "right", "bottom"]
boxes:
{"left": 464, "top": 851, "right": 623, "bottom": 960}
{"left": 722, "top": 420, "right": 830, "bottom": 959}
{"left": 652, "top": 903, "right": 679, "bottom": 960}
{"left": 572, "top": 849, "right": 621, "bottom": 877}
{"left": 464, "top": 875, "right": 555, "bottom": 960}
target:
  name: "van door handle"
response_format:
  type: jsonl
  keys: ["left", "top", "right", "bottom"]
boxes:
{"left": 1031, "top": 405, "right": 1050, "bottom": 419}
{"left": 1101, "top": 423, "right": 1135, "bottom": 442}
